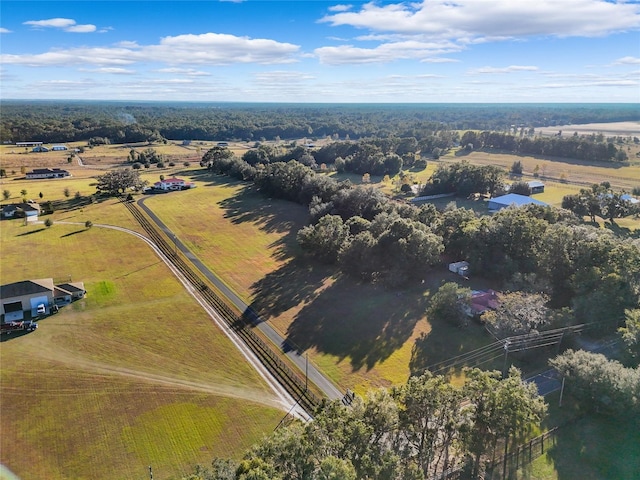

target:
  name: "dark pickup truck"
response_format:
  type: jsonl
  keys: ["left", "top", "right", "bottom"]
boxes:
{"left": 1, "top": 320, "right": 38, "bottom": 335}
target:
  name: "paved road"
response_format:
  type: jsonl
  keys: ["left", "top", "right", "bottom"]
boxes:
{"left": 137, "top": 196, "right": 344, "bottom": 401}
{"left": 527, "top": 369, "right": 562, "bottom": 396}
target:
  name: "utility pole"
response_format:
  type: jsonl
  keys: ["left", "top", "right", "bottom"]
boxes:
{"left": 558, "top": 377, "right": 566, "bottom": 407}
{"left": 502, "top": 340, "right": 510, "bottom": 377}
{"left": 148, "top": 465, "right": 153, "bottom": 480}
{"left": 304, "top": 352, "right": 309, "bottom": 392}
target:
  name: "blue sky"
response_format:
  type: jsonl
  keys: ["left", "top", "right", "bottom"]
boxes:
{"left": 1, "top": 0, "right": 639, "bottom": 102}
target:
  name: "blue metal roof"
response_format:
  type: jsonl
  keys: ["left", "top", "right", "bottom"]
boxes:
{"left": 489, "top": 193, "right": 548, "bottom": 209}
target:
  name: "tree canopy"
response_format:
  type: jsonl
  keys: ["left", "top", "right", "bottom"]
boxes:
{"left": 95, "top": 169, "right": 147, "bottom": 195}
{"left": 184, "top": 368, "right": 545, "bottom": 480}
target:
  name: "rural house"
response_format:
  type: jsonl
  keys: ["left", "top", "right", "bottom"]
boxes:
{"left": 26, "top": 168, "right": 71, "bottom": 179}
{"left": 2, "top": 202, "right": 41, "bottom": 221}
{"left": 465, "top": 290, "right": 500, "bottom": 318}
{"left": 153, "top": 177, "right": 195, "bottom": 191}
{"left": 0, "top": 278, "right": 85, "bottom": 321}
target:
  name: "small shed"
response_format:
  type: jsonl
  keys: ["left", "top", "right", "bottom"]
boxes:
{"left": 527, "top": 180, "right": 545, "bottom": 194}
{"left": 449, "top": 261, "right": 470, "bottom": 277}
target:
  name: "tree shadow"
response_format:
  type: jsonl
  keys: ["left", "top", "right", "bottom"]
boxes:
{"left": 0, "top": 330, "right": 34, "bottom": 342}
{"left": 16, "top": 227, "right": 46, "bottom": 236}
{"left": 604, "top": 219, "right": 640, "bottom": 239}
{"left": 60, "top": 230, "right": 86, "bottom": 238}
{"left": 545, "top": 412, "right": 640, "bottom": 480}
{"left": 282, "top": 276, "right": 430, "bottom": 371}
{"left": 218, "top": 183, "right": 309, "bottom": 237}
{"left": 248, "top": 257, "right": 333, "bottom": 321}
{"left": 408, "top": 321, "right": 497, "bottom": 377}
{"left": 184, "top": 170, "right": 245, "bottom": 188}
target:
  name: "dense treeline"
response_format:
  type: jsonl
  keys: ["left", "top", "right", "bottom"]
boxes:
{"left": 203, "top": 150, "right": 640, "bottom": 330}
{"left": 184, "top": 368, "right": 545, "bottom": 480}
{"left": 460, "top": 130, "right": 628, "bottom": 162}
{"left": 551, "top": 350, "right": 640, "bottom": 418}
{"left": 2, "top": 101, "right": 637, "bottom": 145}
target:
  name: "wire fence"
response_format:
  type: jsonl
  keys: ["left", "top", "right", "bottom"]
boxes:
{"left": 486, "top": 428, "right": 558, "bottom": 480}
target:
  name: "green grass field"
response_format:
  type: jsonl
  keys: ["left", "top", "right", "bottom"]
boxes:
{"left": 0, "top": 219, "right": 284, "bottom": 480}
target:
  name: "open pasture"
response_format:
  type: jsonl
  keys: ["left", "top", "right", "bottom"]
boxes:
{"left": 446, "top": 150, "right": 640, "bottom": 191}
{"left": 535, "top": 121, "right": 640, "bottom": 137}
{"left": 1, "top": 217, "right": 284, "bottom": 479}
{"left": 142, "top": 173, "right": 499, "bottom": 392}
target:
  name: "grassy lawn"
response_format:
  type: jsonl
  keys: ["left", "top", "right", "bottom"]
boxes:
{"left": 516, "top": 393, "right": 640, "bottom": 480}
{"left": 1, "top": 218, "right": 284, "bottom": 480}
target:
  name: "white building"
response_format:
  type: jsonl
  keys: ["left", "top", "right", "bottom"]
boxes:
{"left": 153, "top": 177, "right": 195, "bottom": 191}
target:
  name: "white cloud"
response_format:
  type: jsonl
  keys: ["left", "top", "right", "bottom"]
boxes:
{"left": 320, "top": 1, "right": 640, "bottom": 38}
{"left": 469, "top": 65, "right": 539, "bottom": 74}
{"left": 252, "top": 71, "right": 315, "bottom": 83}
{"left": 147, "top": 78, "right": 195, "bottom": 84}
{"left": 1, "top": 49, "right": 137, "bottom": 67}
{"left": 612, "top": 56, "right": 640, "bottom": 65}
{"left": 24, "top": 18, "right": 76, "bottom": 28}
{"left": 316, "top": 0, "right": 640, "bottom": 66}
{"left": 32, "top": 79, "right": 99, "bottom": 91}
{"left": 328, "top": 4, "right": 353, "bottom": 13}
{"left": 315, "top": 40, "right": 462, "bottom": 65}
{"left": 149, "top": 33, "right": 300, "bottom": 65}
{"left": 116, "top": 41, "right": 140, "bottom": 48}
{"left": 541, "top": 79, "right": 639, "bottom": 88}
{"left": 156, "top": 67, "right": 211, "bottom": 76}
{"left": 23, "top": 18, "right": 97, "bottom": 33}
{"left": 65, "top": 24, "right": 97, "bottom": 33}
{"left": 0, "top": 28, "right": 12, "bottom": 34}
{"left": 82, "top": 67, "right": 136, "bottom": 74}
{"left": 387, "top": 73, "right": 443, "bottom": 79}
{"left": 419, "top": 57, "right": 459, "bottom": 64}
{"left": 0, "top": 33, "right": 300, "bottom": 67}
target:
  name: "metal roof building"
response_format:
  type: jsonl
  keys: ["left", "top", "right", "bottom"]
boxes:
{"left": 488, "top": 194, "right": 548, "bottom": 212}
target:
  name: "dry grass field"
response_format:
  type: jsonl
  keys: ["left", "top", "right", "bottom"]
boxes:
{"left": 536, "top": 121, "right": 640, "bottom": 137}
{"left": 445, "top": 150, "right": 640, "bottom": 191}
{"left": 1, "top": 216, "right": 286, "bottom": 479}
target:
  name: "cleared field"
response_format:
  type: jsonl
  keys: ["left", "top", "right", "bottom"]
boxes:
{"left": 445, "top": 151, "right": 640, "bottom": 191}
{"left": 536, "top": 121, "right": 640, "bottom": 137}
{"left": 0, "top": 219, "right": 284, "bottom": 480}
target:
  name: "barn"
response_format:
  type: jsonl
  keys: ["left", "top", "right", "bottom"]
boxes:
{"left": 488, "top": 194, "right": 548, "bottom": 212}
{"left": 0, "top": 279, "right": 85, "bottom": 321}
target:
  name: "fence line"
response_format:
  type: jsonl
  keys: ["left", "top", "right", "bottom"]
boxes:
{"left": 486, "top": 428, "right": 558, "bottom": 480}
{"left": 121, "top": 198, "right": 322, "bottom": 415}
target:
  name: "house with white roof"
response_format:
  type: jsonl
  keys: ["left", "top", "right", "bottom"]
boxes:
{"left": 152, "top": 177, "right": 195, "bottom": 191}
